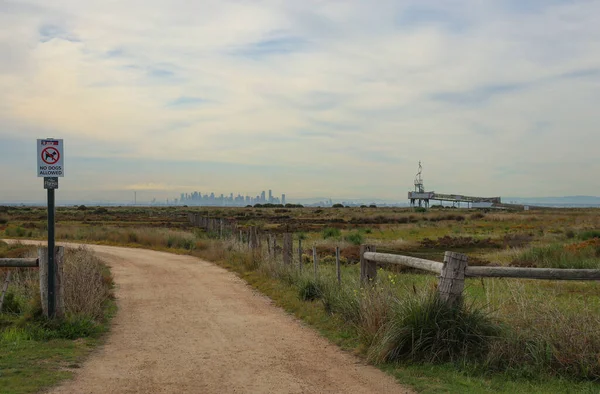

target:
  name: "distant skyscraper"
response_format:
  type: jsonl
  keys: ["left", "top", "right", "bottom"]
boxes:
{"left": 268, "top": 189, "right": 272, "bottom": 203}
{"left": 282, "top": 194, "right": 286, "bottom": 205}
{"left": 261, "top": 190, "right": 266, "bottom": 203}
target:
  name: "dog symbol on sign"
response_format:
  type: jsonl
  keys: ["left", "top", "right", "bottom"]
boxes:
{"left": 41, "top": 147, "right": 60, "bottom": 165}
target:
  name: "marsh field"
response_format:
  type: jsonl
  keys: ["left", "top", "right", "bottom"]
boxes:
{"left": 1, "top": 205, "right": 599, "bottom": 393}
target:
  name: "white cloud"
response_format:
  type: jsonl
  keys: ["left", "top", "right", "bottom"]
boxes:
{"left": 1, "top": 0, "right": 600, "bottom": 201}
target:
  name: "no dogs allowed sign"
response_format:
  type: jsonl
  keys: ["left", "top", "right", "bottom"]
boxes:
{"left": 37, "top": 139, "right": 64, "bottom": 177}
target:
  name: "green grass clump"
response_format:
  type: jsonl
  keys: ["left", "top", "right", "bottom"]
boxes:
{"left": 516, "top": 244, "right": 599, "bottom": 269}
{"left": 297, "top": 278, "right": 323, "bottom": 301}
{"left": 369, "top": 294, "right": 499, "bottom": 364}
{"left": 322, "top": 227, "right": 341, "bottom": 239}
{"left": 578, "top": 229, "right": 600, "bottom": 240}
{"left": 344, "top": 232, "right": 364, "bottom": 245}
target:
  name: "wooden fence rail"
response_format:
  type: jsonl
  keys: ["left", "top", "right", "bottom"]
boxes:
{"left": 186, "top": 213, "right": 600, "bottom": 306}
{"left": 362, "top": 251, "right": 600, "bottom": 281}
{"left": 362, "top": 247, "right": 600, "bottom": 307}
{"left": 0, "top": 258, "right": 39, "bottom": 268}
{"left": 0, "top": 248, "right": 63, "bottom": 317}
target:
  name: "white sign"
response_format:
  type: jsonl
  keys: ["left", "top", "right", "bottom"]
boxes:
{"left": 37, "top": 139, "right": 64, "bottom": 177}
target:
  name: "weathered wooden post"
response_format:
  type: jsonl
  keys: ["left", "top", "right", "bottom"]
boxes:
{"left": 0, "top": 271, "right": 12, "bottom": 313}
{"left": 336, "top": 246, "right": 341, "bottom": 285}
{"left": 273, "top": 236, "right": 278, "bottom": 258}
{"left": 219, "top": 219, "right": 224, "bottom": 238}
{"left": 250, "top": 227, "right": 259, "bottom": 251}
{"left": 266, "top": 235, "right": 272, "bottom": 257}
{"left": 438, "top": 251, "right": 468, "bottom": 307}
{"left": 312, "top": 246, "right": 318, "bottom": 280}
{"left": 360, "top": 245, "right": 377, "bottom": 284}
{"left": 283, "top": 233, "right": 293, "bottom": 265}
{"left": 298, "top": 238, "right": 303, "bottom": 272}
{"left": 39, "top": 246, "right": 64, "bottom": 318}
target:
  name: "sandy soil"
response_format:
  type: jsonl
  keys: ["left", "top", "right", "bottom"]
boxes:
{"left": 27, "top": 243, "right": 410, "bottom": 393}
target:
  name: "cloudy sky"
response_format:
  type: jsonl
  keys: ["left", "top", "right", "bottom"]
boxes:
{"left": 1, "top": 0, "right": 599, "bottom": 203}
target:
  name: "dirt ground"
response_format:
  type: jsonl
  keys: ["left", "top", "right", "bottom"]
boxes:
{"left": 37, "top": 243, "right": 409, "bottom": 393}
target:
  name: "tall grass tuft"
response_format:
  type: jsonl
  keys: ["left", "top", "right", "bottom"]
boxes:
{"left": 322, "top": 227, "right": 341, "bottom": 239}
{"left": 63, "top": 247, "right": 113, "bottom": 319}
{"left": 515, "top": 243, "right": 599, "bottom": 269}
{"left": 344, "top": 232, "right": 364, "bottom": 246}
{"left": 369, "top": 292, "right": 499, "bottom": 364}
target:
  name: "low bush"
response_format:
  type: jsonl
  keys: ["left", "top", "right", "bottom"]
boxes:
{"left": 369, "top": 294, "right": 499, "bottom": 364}
{"left": 63, "top": 247, "right": 113, "bottom": 319}
{"left": 579, "top": 230, "right": 600, "bottom": 240}
{"left": 297, "top": 278, "right": 322, "bottom": 301}
{"left": 344, "top": 232, "right": 364, "bottom": 246}
{"left": 470, "top": 212, "right": 485, "bottom": 220}
{"left": 322, "top": 227, "right": 341, "bottom": 239}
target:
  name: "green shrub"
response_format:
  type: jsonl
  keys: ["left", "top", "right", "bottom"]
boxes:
{"left": 4, "top": 226, "right": 26, "bottom": 237}
{"left": 321, "top": 282, "right": 360, "bottom": 323}
{"left": 0, "top": 217, "right": 7, "bottom": 225}
{"left": 369, "top": 293, "right": 499, "bottom": 364}
{"left": 322, "top": 227, "right": 341, "bottom": 239}
{"left": 414, "top": 207, "right": 427, "bottom": 213}
{"left": 579, "top": 230, "right": 600, "bottom": 240}
{"left": 25, "top": 316, "right": 102, "bottom": 341}
{"left": 297, "top": 278, "right": 322, "bottom": 301}
{"left": 0, "top": 292, "right": 23, "bottom": 314}
{"left": 344, "top": 232, "right": 364, "bottom": 245}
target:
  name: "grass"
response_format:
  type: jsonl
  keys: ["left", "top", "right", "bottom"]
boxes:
{"left": 0, "top": 337, "right": 95, "bottom": 394}
{"left": 513, "top": 242, "right": 600, "bottom": 269}
{"left": 3, "top": 206, "right": 600, "bottom": 392}
{"left": 195, "top": 240, "right": 599, "bottom": 393}
{"left": 368, "top": 294, "right": 500, "bottom": 364}
{"left": 0, "top": 242, "right": 115, "bottom": 393}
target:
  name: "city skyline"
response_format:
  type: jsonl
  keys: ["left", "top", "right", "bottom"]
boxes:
{"left": 178, "top": 189, "right": 287, "bottom": 207}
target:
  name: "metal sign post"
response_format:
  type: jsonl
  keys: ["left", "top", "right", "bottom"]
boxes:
{"left": 37, "top": 139, "right": 64, "bottom": 318}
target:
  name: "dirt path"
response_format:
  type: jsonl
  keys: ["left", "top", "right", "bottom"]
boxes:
{"left": 28, "top": 243, "right": 409, "bottom": 393}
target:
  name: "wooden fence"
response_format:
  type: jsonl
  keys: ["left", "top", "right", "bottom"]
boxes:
{"left": 0, "top": 247, "right": 64, "bottom": 317}
{"left": 361, "top": 248, "right": 600, "bottom": 306}
{"left": 187, "top": 213, "right": 600, "bottom": 307}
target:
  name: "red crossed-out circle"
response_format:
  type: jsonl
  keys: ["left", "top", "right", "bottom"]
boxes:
{"left": 41, "top": 147, "right": 60, "bottom": 165}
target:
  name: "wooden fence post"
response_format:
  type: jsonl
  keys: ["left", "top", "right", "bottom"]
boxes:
{"left": 313, "top": 246, "right": 318, "bottom": 280}
{"left": 360, "top": 245, "right": 377, "bottom": 284}
{"left": 298, "top": 238, "right": 303, "bottom": 272}
{"left": 273, "top": 236, "right": 278, "bottom": 258}
{"left": 0, "top": 271, "right": 12, "bottom": 313}
{"left": 283, "top": 233, "right": 293, "bottom": 265}
{"left": 250, "top": 227, "right": 259, "bottom": 251}
{"left": 39, "top": 246, "right": 65, "bottom": 318}
{"left": 267, "top": 235, "right": 272, "bottom": 257}
{"left": 438, "top": 251, "right": 468, "bottom": 307}
{"left": 336, "top": 246, "right": 341, "bottom": 285}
